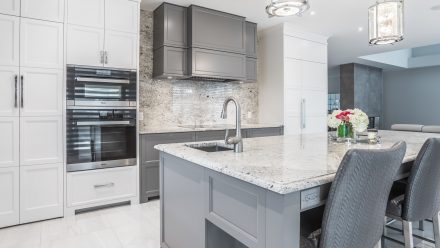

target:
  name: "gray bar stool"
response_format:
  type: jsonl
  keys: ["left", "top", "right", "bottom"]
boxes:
{"left": 385, "top": 138, "right": 440, "bottom": 248}
{"left": 301, "top": 141, "right": 407, "bottom": 248}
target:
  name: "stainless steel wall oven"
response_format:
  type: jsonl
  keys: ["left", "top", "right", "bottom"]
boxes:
{"left": 66, "top": 66, "right": 137, "bottom": 172}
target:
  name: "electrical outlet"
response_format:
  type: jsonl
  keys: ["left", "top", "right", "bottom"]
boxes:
{"left": 247, "top": 112, "right": 253, "bottom": 119}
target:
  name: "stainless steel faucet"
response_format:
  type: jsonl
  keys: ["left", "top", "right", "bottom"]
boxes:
{"left": 220, "top": 97, "right": 243, "bottom": 153}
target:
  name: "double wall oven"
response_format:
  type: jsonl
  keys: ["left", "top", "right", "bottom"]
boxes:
{"left": 66, "top": 66, "right": 137, "bottom": 172}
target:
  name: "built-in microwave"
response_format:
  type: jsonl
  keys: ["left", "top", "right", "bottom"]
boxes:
{"left": 67, "top": 65, "right": 137, "bottom": 107}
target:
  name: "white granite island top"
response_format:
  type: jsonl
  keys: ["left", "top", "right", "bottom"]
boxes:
{"left": 155, "top": 130, "right": 440, "bottom": 194}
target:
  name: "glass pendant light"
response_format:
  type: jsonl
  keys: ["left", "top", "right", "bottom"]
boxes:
{"left": 266, "top": 0, "right": 310, "bottom": 17}
{"left": 369, "top": 0, "right": 404, "bottom": 45}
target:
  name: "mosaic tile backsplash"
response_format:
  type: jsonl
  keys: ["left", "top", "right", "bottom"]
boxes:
{"left": 139, "top": 10, "right": 259, "bottom": 132}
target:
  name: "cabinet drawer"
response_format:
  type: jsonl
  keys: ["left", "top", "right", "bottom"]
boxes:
{"left": 67, "top": 166, "right": 136, "bottom": 207}
{"left": 140, "top": 132, "right": 195, "bottom": 163}
{"left": 300, "top": 183, "right": 331, "bottom": 211}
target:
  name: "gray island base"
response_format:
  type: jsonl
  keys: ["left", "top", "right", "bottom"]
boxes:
{"left": 155, "top": 131, "right": 440, "bottom": 248}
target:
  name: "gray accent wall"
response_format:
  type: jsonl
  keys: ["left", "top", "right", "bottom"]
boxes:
{"left": 383, "top": 66, "right": 440, "bottom": 129}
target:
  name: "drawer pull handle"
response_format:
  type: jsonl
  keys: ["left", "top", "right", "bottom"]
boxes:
{"left": 94, "top": 183, "right": 115, "bottom": 189}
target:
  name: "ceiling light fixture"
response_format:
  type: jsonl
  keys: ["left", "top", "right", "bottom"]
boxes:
{"left": 310, "top": 11, "right": 316, "bottom": 16}
{"left": 266, "top": 0, "right": 310, "bottom": 17}
{"left": 368, "top": 0, "right": 404, "bottom": 45}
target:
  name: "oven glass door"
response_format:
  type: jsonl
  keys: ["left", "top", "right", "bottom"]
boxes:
{"left": 67, "top": 109, "right": 136, "bottom": 171}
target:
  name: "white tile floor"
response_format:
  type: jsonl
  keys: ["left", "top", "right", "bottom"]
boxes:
{"left": 0, "top": 199, "right": 436, "bottom": 248}
{"left": 0, "top": 200, "right": 160, "bottom": 248}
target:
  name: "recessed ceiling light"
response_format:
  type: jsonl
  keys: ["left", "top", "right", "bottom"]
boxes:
{"left": 310, "top": 11, "right": 316, "bottom": 15}
{"left": 431, "top": 4, "right": 440, "bottom": 11}
{"left": 358, "top": 26, "right": 364, "bottom": 32}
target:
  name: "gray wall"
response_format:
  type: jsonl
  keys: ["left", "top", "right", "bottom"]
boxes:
{"left": 328, "top": 66, "right": 340, "bottom": 94}
{"left": 383, "top": 66, "right": 440, "bottom": 129}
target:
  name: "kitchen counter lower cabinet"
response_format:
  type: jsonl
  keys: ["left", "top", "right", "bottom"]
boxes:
{"left": 139, "top": 127, "right": 283, "bottom": 203}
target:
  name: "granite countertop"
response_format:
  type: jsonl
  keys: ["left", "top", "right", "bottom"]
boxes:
{"left": 139, "top": 123, "right": 283, "bottom": 134}
{"left": 155, "top": 130, "right": 440, "bottom": 194}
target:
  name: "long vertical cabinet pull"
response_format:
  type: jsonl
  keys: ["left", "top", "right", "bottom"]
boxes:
{"left": 301, "top": 99, "right": 306, "bottom": 129}
{"left": 104, "top": 51, "right": 108, "bottom": 64}
{"left": 20, "top": 75, "right": 24, "bottom": 108}
{"left": 14, "top": 75, "right": 18, "bottom": 108}
{"left": 100, "top": 51, "right": 104, "bottom": 64}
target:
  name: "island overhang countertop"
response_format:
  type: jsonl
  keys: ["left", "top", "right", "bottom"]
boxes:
{"left": 155, "top": 130, "right": 440, "bottom": 195}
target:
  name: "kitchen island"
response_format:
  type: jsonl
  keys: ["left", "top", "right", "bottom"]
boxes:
{"left": 155, "top": 131, "right": 440, "bottom": 248}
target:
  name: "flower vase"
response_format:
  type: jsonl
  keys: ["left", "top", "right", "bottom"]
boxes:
{"left": 337, "top": 123, "right": 354, "bottom": 139}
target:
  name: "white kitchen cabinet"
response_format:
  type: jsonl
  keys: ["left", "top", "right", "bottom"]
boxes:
{"left": 20, "top": 18, "right": 63, "bottom": 69}
{"left": 67, "top": 0, "right": 104, "bottom": 28}
{"left": 0, "top": 67, "right": 20, "bottom": 117}
{"left": 66, "top": 25, "right": 105, "bottom": 67}
{"left": 0, "top": 0, "right": 20, "bottom": 16}
{"left": 20, "top": 163, "right": 63, "bottom": 224}
{"left": 0, "top": 117, "right": 19, "bottom": 168}
{"left": 20, "top": 116, "right": 63, "bottom": 166}
{"left": 0, "top": 166, "right": 19, "bottom": 228}
{"left": 0, "top": 15, "right": 19, "bottom": 67}
{"left": 67, "top": 166, "right": 136, "bottom": 207}
{"left": 20, "top": 68, "right": 63, "bottom": 116}
{"left": 105, "top": 31, "right": 138, "bottom": 69}
{"left": 21, "top": 0, "right": 64, "bottom": 22}
{"left": 105, "top": 0, "right": 139, "bottom": 33}
{"left": 259, "top": 23, "right": 328, "bottom": 135}
{"left": 66, "top": 0, "right": 139, "bottom": 69}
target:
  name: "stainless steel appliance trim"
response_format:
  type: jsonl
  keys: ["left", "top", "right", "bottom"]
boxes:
{"left": 67, "top": 159, "right": 137, "bottom": 172}
{"left": 94, "top": 182, "right": 115, "bottom": 189}
{"left": 14, "top": 75, "right": 18, "bottom": 108}
{"left": 67, "top": 106, "right": 136, "bottom": 110}
{"left": 73, "top": 100, "right": 130, "bottom": 107}
{"left": 75, "top": 77, "right": 130, "bottom": 84}
{"left": 76, "top": 121, "right": 131, "bottom": 126}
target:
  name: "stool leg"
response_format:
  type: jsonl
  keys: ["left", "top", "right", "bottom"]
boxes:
{"left": 403, "top": 221, "right": 414, "bottom": 248}
{"left": 433, "top": 212, "right": 440, "bottom": 248}
{"left": 419, "top": 220, "right": 425, "bottom": 231}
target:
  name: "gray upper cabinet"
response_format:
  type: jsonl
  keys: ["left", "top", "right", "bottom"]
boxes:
{"left": 153, "top": 3, "right": 187, "bottom": 49}
{"left": 245, "top": 22, "right": 257, "bottom": 58}
{"left": 189, "top": 48, "right": 246, "bottom": 80}
{"left": 188, "top": 5, "right": 246, "bottom": 54}
{"left": 153, "top": 46, "right": 187, "bottom": 78}
{"left": 246, "top": 58, "right": 257, "bottom": 82}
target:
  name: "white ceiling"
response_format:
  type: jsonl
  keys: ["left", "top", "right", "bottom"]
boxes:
{"left": 141, "top": 0, "right": 440, "bottom": 68}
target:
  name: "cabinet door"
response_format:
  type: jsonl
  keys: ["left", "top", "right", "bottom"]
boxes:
{"left": 105, "top": 0, "right": 138, "bottom": 34}
{"left": 0, "top": 0, "right": 19, "bottom": 16}
{"left": 246, "top": 57, "right": 257, "bottom": 82}
{"left": 20, "top": 68, "right": 63, "bottom": 116}
{"left": 21, "top": 0, "right": 65, "bottom": 22}
{"left": 189, "top": 6, "right": 246, "bottom": 54}
{"left": 0, "top": 66, "right": 19, "bottom": 117}
{"left": 245, "top": 22, "right": 257, "bottom": 58}
{"left": 246, "top": 127, "right": 282, "bottom": 138}
{"left": 67, "top": 25, "right": 104, "bottom": 67}
{"left": 301, "top": 61, "right": 327, "bottom": 91}
{"left": 20, "top": 18, "right": 63, "bottom": 69}
{"left": 0, "top": 117, "right": 19, "bottom": 167}
{"left": 0, "top": 15, "right": 19, "bottom": 67}
{"left": 20, "top": 163, "right": 63, "bottom": 224}
{"left": 20, "top": 116, "right": 63, "bottom": 166}
{"left": 141, "top": 132, "right": 195, "bottom": 163}
{"left": 67, "top": 0, "right": 104, "bottom": 28}
{"left": 140, "top": 161, "right": 159, "bottom": 203}
{"left": 153, "top": 3, "right": 187, "bottom": 49}
{"left": 104, "top": 31, "right": 137, "bottom": 69}
{"left": 0, "top": 167, "right": 19, "bottom": 228}
{"left": 153, "top": 46, "right": 187, "bottom": 78}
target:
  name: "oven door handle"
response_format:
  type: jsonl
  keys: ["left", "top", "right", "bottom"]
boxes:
{"left": 75, "top": 77, "right": 130, "bottom": 84}
{"left": 76, "top": 121, "right": 132, "bottom": 126}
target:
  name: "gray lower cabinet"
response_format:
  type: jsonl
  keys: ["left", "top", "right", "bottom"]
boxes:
{"left": 188, "top": 5, "right": 246, "bottom": 54}
{"left": 246, "top": 58, "right": 257, "bottom": 82}
{"left": 189, "top": 48, "right": 246, "bottom": 80}
{"left": 246, "top": 127, "right": 283, "bottom": 138}
{"left": 153, "top": 46, "right": 187, "bottom": 79}
{"left": 153, "top": 3, "right": 187, "bottom": 49}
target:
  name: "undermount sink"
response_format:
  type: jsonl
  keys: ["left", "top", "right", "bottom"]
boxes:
{"left": 186, "top": 143, "right": 234, "bottom": 152}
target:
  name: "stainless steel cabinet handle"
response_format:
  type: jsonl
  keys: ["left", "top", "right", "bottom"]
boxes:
{"left": 94, "top": 182, "right": 114, "bottom": 189}
{"left": 301, "top": 99, "right": 306, "bottom": 129}
{"left": 100, "top": 51, "right": 104, "bottom": 64}
{"left": 104, "top": 51, "right": 108, "bottom": 64}
{"left": 20, "top": 75, "right": 23, "bottom": 108}
{"left": 14, "top": 75, "right": 18, "bottom": 108}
